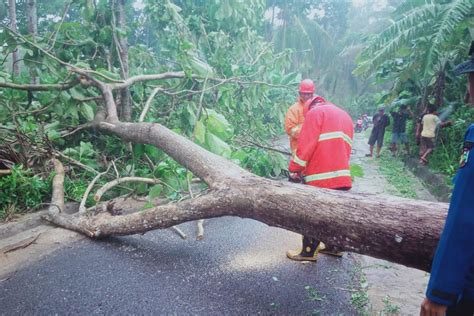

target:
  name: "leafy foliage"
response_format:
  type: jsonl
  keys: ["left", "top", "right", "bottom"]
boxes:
{"left": 0, "top": 0, "right": 299, "bottom": 213}
{"left": 0, "top": 166, "right": 50, "bottom": 219}
{"left": 354, "top": 0, "right": 473, "bottom": 82}
{"left": 352, "top": 0, "right": 473, "bottom": 181}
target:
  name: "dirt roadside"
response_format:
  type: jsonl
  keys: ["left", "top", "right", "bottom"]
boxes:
{"left": 351, "top": 132, "right": 434, "bottom": 315}
{"left": 0, "top": 224, "right": 82, "bottom": 280}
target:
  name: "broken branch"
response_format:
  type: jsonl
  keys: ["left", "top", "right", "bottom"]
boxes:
{"left": 94, "top": 177, "right": 160, "bottom": 202}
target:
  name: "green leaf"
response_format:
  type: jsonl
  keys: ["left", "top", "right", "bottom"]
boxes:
{"left": 80, "top": 103, "right": 95, "bottom": 121}
{"left": 95, "top": 68, "right": 121, "bottom": 80}
{"left": 281, "top": 72, "right": 300, "bottom": 85}
{"left": 70, "top": 87, "right": 86, "bottom": 100}
{"left": 148, "top": 184, "right": 163, "bottom": 199}
{"left": 63, "top": 148, "right": 79, "bottom": 156}
{"left": 141, "top": 201, "right": 155, "bottom": 210}
{"left": 205, "top": 131, "right": 231, "bottom": 158}
{"left": 350, "top": 164, "right": 364, "bottom": 178}
{"left": 145, "top": 145, "right": 163, "bottom": 160}
{"left": 194, "top": 121, "right": 206, "bottom": 145}
{"left": 79, "top": 141, "right": 95, "bottom": 158}
{"left": 74, "top": 61, "right": 90, "bottom": 69}
{"left": 188, "top": 55, "right": 214, "bottom": 77}
{"left": 202, "top": 109, "right": 233, "bottom": 141}
{"left": 136, "top": 182, "right": 147, "bottom": 195}
{"left": 47, "top": 129, "right": 61, "bottom": 141}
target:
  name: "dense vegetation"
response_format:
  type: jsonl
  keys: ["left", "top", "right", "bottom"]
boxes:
{"left": 354, "top": 0, "right": 473, "bottom": 177}
{"left": 0, "top": 0, "right": 472, "bottom": 219}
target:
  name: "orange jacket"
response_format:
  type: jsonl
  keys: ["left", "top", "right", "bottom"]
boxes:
{"left": 289, "top": 102, "right": 354, "bottom": 189}
{"left": 284, "top": 98, "right": 305, "bottom": 153}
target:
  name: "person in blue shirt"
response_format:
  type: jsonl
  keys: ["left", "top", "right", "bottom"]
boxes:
{"left": 420, "top": 43, "right": 474, "bottom": 316}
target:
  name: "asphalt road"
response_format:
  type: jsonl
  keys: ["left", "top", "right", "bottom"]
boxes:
{"left": 0, "top": 216, "right": 359, "bottom": 315}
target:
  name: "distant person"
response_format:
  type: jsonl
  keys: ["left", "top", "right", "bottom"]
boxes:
{"left": 390, "top": 105, "right": 413, "bottom": 155}
{"left": 419, "top": 104, "right": 451, "bottom": 165}
{"left": 284, "top": 79, "right": 319, "bottom": 154}
{"left": 366, "top": 107, "right": 390, "bottom": 158}
{"left": 286, "top": 95, "right": 353, "bottom": 261}
{"left": 415, "top": 109, "right": 428, "bottom": 146}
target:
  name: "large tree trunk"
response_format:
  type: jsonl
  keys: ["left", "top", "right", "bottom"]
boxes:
{"left": 27, "top": 0, "right": 39, "bottom": 85}
{"left": 0, "top": 59, "right": 446, "bottom": 273}
{"left": 44, "top": 121, "right": 448, "bottom": 273}
{"left": 8, "top": 0, "right": 20, "bottom": 78}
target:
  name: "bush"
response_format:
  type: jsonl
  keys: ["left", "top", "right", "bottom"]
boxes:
{"left": 0, "top": 166, "right": 50, "bottom": 220}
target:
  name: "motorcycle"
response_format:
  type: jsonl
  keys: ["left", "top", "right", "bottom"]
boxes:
{"left": 355, "top": 119, "right": 363, "bottom": 133}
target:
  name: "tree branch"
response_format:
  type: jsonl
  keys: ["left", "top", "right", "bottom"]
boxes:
{"left": 239, "top": 139, "right": 291, "bottom": 156}
{"left": 110, "top": 72, "right": 186, "bottom": 90}
{"left": 79, "top": 166, "right": 111, "bottom": 214}
{"left": 97, "top": 121, "right": 244, "bottom": 186}
{"left": 49, "top": 158, "right": 65, "bottom": 214}
{"left": 54, "top": 151, "right": 100, "bottom": 175}
{"left": 0, "top": 79, "right": 79, "bottom": 91}
{"left": 43, "top": 190, "right": 227, "bottom": 238}
{"left": 94, "top": 177, "right": 160, "bottom": 202}
{"left": 139, "top": 87, "right": 163, "bottom": 122}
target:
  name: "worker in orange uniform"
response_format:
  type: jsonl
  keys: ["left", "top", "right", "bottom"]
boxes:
{"left": 286, "top": 96, "right": 354, "bottom": 261}
{"left": 285, "top": 79, "right": 321, "bottom": 154}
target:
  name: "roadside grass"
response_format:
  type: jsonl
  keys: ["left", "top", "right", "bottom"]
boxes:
{"left": 377, "top": 152, "right": 418, "bottom": 199}
{"left": 350, "top": 263, "right": 370, "bottom": 315}
{"left": 382, "top": 295, "right": 401, "bottom": 314}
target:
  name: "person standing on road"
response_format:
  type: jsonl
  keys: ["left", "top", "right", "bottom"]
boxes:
{"left": 366, "top": 107, "right": 390, "bottom": 158}
{"left": 390, "top": 104, "right": 413, "bottom": 156}
{"left": 419, "top": 104, "right": 451, "bottom": 165}
{"left": 420, "top": 42, "right": 474, "bottom": 316}
{"left": 284, "top": 79, "right": 322, "bottom": 154}
{"left": 286, "top": 95, "right": 354, "bottom": 262}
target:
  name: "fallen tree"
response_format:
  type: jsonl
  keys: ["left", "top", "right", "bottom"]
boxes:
{"left": 0, "top": 29, "right": 448, "bottom": 272}
{"left": 33, "top": 67, "right": 448, "bottom": 273}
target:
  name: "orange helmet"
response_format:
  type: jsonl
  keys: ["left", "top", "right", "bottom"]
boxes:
{"left": 299, "top": 79, "right": 315, "bottom": 94}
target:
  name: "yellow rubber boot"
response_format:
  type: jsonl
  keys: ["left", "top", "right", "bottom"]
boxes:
{"left": 286, "top": 237, "right": 325, "bottom": 262}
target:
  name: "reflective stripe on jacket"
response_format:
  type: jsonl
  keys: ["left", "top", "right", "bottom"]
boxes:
{"left": 288, "top": 102, "right": 353, "bottom": 189}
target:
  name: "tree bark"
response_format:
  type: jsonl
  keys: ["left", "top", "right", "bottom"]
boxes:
{"left": 116, "top": 0, "right": 131, "bottom": 121}
{"left": 34, "top": 68, "right": 450, "bottom": 273}
{"left": 27, "top": 0, "right": 39, "bottom": 85}
{"left": 43, "top": 120, "right": 448, "bottom": 273}
{"left": 434, "top": 69, "right": 445, "bottom": 108}
{"left": 8, "top": 0, "right": 20, "bottom": 78}
{"left": 1, "top": 25, "right": 447, "bottom": 272}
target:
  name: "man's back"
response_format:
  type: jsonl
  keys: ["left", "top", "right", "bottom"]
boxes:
{"left": 292, "top": 102, "right": 353, "bottom": 189}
